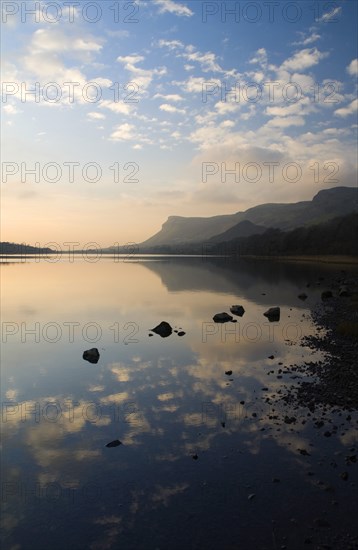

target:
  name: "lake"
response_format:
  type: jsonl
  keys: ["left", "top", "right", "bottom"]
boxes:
{"left": 1, "top": 256, "right": 357, "bottom": 550}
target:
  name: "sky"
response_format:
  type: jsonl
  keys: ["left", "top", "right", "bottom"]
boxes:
{"left": 1, "top": 0, "right": 357, "bottom": 247}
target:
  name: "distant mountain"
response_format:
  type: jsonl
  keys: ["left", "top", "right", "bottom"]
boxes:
{"left": 141, "top": 186, "right": 357, "bottom": 248}
{"left": 210, "top": 212, "right": 358, "bottom": 257}
{"left": 209, "top": 220, "right": 268, "bottom": 243}
{"left": 0, "top": 242, "right": 55, "bottom": 255}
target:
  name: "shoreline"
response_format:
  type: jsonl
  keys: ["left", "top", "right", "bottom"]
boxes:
{"left": 240, "top": 254, "right": 358, "bottom": 265}
{"left": 283, "top": 272, "right": 358, "bottom": 411}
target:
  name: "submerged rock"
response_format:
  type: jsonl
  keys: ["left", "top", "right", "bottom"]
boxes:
{"left": 230, "top": 305, "right": 245, "bottom": 317}
{"left": 83, "top": 348, "right": 100, "bottom": 364}
{"left": 298, "top": 293, "right": 308, "bottom": 300}
{"left": 151, "top": 321, "right": 173, "bottom": 338}
{"left": 213, "top": 312, "right": 233, "bottom": 323}
{"left": 339, "top": 286, "right": 349, "bottom": 297}
{"left": 106, "top": 439, "right": 122, "bottom": 448}
{"left": 321, "top": 290, "right": 333, "bottom": 300}
{"left": 263, "top": 307, "right": 280, "bottom": 322}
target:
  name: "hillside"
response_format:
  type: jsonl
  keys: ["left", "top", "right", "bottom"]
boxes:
{"left": 141, "top": 186, "right": 358, "bottom": 248}
{"left": 209, "top": 220, "right": 268, "bottom": 243}
{"left": 0, "top": 242, "right": 55, "bottom": 255}
{"left": 210, "top": 212, "right": 358, "bottom": 257}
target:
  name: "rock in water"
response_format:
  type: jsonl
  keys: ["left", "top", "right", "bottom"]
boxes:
{"left": 213, "top": 312, "right": 233, "bottom": 323}
{"left": 321, "top": 290, "right": 333, "bottom": 300}
{"left": 339, "top": 286, "right": 349, "bottom": 297}
{"left": 263, "top": 307, "right": 280, "bottom": 322}
{"left": 83, "top": 348, "right": 100, "bottom": 364}
{"left": 106, "top": 439, "right": 122, "bottom": 448}
{"left": 230, "top": 305, "right": 245, "bottom": 317}
{"left": 151, "top": 321, "right": 173, "bottom": 338}
{"left": 298, "top": 293, "right": 307, "bottom": 300}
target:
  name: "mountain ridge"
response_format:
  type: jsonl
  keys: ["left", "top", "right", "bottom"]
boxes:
{"left": 141, "top": 186, "right": 357, "bottom": 248}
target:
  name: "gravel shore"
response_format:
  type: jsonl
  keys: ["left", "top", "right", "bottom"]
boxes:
{"left": 284, "top": 271, "right": 358, "bottom": 412}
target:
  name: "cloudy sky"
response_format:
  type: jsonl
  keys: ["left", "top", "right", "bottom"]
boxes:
{"left": 1, "top": 0, "right": 357, "bottom": 247}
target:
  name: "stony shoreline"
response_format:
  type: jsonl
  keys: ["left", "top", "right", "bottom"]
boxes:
{"left": 284, "top": 272, "right": 358, "bottom": 412}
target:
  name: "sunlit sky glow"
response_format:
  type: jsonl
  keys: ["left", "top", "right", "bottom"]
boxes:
{"left": 1, "top": 0, "right": 357, "bottom": 246}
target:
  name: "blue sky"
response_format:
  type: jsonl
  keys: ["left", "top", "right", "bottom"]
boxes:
{"left": 1, "top": 0, "right": 357, "bottom": 246}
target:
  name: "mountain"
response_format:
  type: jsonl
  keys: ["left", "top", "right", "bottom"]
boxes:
{"left": 140, "top": 186, "right": 357, "bottom": 248}
{"left": 209, "top": 212, "right": 358, "bottom": 257}
{"left": 0, "top": 242, "right": 55, "bottom": 255}
{"left": 209, "top": 220, "right": 268, "bottom": 243}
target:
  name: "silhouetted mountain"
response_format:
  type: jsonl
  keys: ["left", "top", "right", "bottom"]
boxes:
{"left": 209, "top": 212, "right": 358, "bottom": 257}
{"left": 141, "top": 187, "right": 357, "bottom": 248}
{"left": 209, "top": 220, "right": 268, "bottom": 243}
{"left": 0, "top": 242, "right": 55, "bottom": 255}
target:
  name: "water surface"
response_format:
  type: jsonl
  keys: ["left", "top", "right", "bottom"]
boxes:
{"left": 1, "top": 257, "right": 357, "bottom": 550}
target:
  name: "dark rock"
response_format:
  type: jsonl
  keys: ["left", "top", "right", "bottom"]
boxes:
{"left": 298, "top": 293, "right": 308, "bottom": 300}
{"left": 177, "top": 331, "right": 186, "bottom": 336}
{"left": 106, "top": 439, "right": 122, "bottom": 448}
{"left": 298, "top": 449, "right": 310, "bottom": 456}
{"left": 151, "top": 321, "right": 172, "bottom": 338}
{"left": 324, "top": 431, "right": 331, "bottom": 437}
{"left": 263, "top": 307, "right": 280, "bottom": 322}
{"left": 284, "top": 416, "right": 296, "bottom": 424}
{"left": 321, "top": 290, "right": 333, "bottom": 300}
{"left": 268, "top": 355, "right": 275, "bottom": 359}
{"left": 225, "top": 370, "right": 233, "bottom": 375}
{"left": 339, "top": 286, "right": 349, "bottom": 297}
{"left": 213, "top": 312, "right": 233, "bottom": 323}
{"left": 230, "top": 305, "right": 245, "bottom": 317}
{"left": 83, "top": 348, "right": 100, "bottom": 364}
{"left": 340, "top": 471, "right": 348, "bottom": 480}
{"left": 192, "top": 454, "right": 198, "bottom": 460}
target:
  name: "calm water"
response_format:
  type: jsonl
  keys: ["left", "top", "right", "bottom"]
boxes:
{"left": 1, "top": 257, "right": 357, "bottom": 550}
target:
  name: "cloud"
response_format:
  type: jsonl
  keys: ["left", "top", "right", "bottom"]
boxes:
{"left": 153, "top": 0, "right": 193, "bottom": 17}
{"left": 266, "top": 116, "right": 305, "bottom": 128}
{"left": 154, "top": 93, "right": 184, "bottom": 101}
{"left": 334, "top": 99, "right": 358, "bottom": 118}
{"left": 159, "top": 103, "right": 185, "bottom": 114}
{"left": 109, "top": 123, "right": 136, "bottom": 141}
{"left": 183, "top": 76, "right": 221, "bottom": 94}
{"left": 347, "top": 59, "right": 358, "bottom": 77}
{"left": 183, "top": 49, "right": 223, "bottom": 73}
{"left": 293, "top": 32, "right": 321, "bottom": 46}
{"left": 158, "top": 39, "right": 184, "bottom": 50}
{"left": 31, "top": 28, "right": 103, "bottom": 55}
{"left": 117, "top": 55, "right": 167, "bottom": 91}
{"left": 280, "top": 48, "right": 328, "bottom": 72}
{"left": 249, "top": 48, "right": 267, "bottom": 67}
{"left": 317, "top": 6, "right": 341, "bottom": 23}
{"left": 87, "top": 112, "right": 106, "bottom": 120}
{"left": 3, "top": 104, "right": 20, "bottom": 115}
{"left": 99, "top": 100, "right": 133, "bottom": 115}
